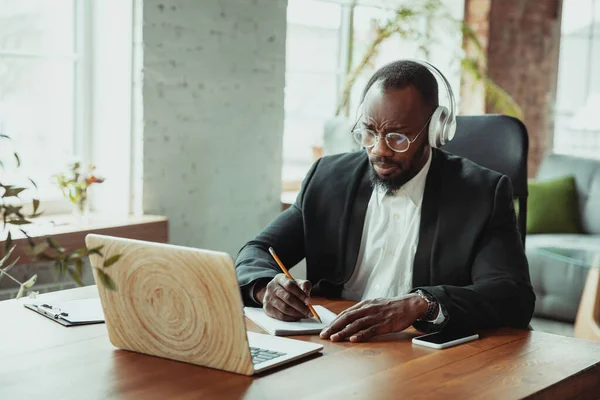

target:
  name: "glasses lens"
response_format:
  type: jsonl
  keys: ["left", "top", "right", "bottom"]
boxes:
{"left": 387, "top": 133, "right": 409, "bottom": 152}
{"left": 353, "top": 129, "right": 376, "bottom": 147}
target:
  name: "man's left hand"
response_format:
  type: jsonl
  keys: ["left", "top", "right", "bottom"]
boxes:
{"left": 319, "top": 294, "right": 428, "bottom": 342}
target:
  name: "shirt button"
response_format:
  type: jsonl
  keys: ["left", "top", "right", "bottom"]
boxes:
{"left": 393, "top": 214, "right": 400, "bottom": 220}
{"left": 375, "top": 285, "right": 380, "bottom": 291}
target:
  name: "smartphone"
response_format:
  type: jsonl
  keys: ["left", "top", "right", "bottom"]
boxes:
{"left": 412, "top": 330, "right": 479, "bottom": 349}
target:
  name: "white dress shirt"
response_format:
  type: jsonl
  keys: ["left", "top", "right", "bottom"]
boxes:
{"left": 342, "top": 149, "right": 444, "bottom": 323}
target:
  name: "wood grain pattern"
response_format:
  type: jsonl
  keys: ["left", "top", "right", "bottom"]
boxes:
{"left": 574, "top": 254, "right": 600, "bottom": 341}
{"left": 85, "top": 235, "right": 254, "bottom": 376}
{"left": 0, "top": 214, "right": 168, "bottom": 264}
{"left": 2, "top": 287, "right": 600, "bottom": 399}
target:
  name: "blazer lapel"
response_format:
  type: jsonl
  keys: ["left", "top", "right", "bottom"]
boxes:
{"left": 412, "top": 148, "right": 443, "bottom": 288}
{"left": 341, "top": 153, "right": 372, "bottom": 283}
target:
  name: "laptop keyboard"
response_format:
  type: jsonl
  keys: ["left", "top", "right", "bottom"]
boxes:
{"left": 250, "top": 347, "right": 287, "bottom": 365}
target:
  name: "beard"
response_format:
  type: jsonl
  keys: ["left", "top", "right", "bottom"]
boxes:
{"left": 368, "top": 142, "right": 430, "bottom": 195}
{"left": 368, "top": 163, "right": 410, "bottom": 195}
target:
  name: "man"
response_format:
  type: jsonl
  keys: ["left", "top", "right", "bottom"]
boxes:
{"left": 236, "top": 60, "right": 535, "bottom": 343}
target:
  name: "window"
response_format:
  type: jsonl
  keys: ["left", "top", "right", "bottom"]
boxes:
{"left": 0, "top": 0, "right": 89, "bottom": 205}
{"left": 554, "top": 0, "right": 600, "bottom": 159}
{"left": 283, "top": 0, "right": 464, "bottom": 190}
{"left": 283, "top": 0, "right": 343, "bottom": 188}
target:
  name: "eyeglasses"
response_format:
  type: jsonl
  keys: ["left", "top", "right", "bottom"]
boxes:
{"left": 352, "top": 115, "right": 433, "bottom": 153}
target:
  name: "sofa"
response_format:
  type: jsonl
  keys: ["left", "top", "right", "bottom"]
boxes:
{"left": 527, "top": 153, "right": 600, "bottom": 336}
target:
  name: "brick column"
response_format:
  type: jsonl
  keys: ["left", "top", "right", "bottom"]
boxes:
{"left": 462, "top": 0, "right": 563, "bottom": 177}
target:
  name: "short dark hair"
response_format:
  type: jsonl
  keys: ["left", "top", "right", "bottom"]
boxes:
{"left": 361, "top": 60, "right": 439, "bottom": 111}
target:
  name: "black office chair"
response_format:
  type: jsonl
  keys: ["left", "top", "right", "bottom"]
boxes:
{"left": 441, "top": 115, "right": 529, "bottom": 246}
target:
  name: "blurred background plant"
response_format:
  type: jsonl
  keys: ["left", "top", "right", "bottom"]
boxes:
{"left": 0, "top": 134, "right": 116, "bottom": 298}
{"left": 53, "top": 162, "right": 105, "bottom": 220}
{"left": 334, "top": 0, "right": 523, "bottom": 120}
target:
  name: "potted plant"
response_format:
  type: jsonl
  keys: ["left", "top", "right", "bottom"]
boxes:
{"left": 0, "top": 135, "right": 117, "bottom": 298}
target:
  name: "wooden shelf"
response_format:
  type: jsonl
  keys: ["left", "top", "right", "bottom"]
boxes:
{"left": 0, "top": 214, "right": 168, "bottom": 264}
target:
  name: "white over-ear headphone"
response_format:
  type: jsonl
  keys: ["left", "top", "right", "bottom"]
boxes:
{"left": 358, "top": 59, "right": 457, "bottom": 149}
{"left": 408, "top": 59, "right": 457, "bottom": 148}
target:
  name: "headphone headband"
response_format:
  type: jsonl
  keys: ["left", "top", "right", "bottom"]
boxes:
{"left": 406, "top": 59, "right": 456, "bottom": 126}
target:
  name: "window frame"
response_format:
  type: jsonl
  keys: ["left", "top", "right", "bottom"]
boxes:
{"left": 554, "top": 0, "right": 600, "bottom": 158}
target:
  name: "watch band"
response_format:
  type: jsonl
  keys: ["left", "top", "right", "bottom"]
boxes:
{"left": 416, "top": 289, "right": 438, "bottom": 321}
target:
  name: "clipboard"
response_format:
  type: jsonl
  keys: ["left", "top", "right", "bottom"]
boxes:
{"left": 24, "top": 298, "right": 105, "bottom": 327}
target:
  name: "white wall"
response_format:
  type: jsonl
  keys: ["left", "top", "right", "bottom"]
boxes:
{"left": 140, "top": 0, "right": 288, "bottom": 256}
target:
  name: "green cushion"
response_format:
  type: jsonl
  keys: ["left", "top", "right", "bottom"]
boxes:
{"left": 527, "top": 175, "right": 581, "bottom": 234}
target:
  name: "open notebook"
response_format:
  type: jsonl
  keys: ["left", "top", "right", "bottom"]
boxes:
{"left": 244, "top": 306, "right": 337, "bottom": 336}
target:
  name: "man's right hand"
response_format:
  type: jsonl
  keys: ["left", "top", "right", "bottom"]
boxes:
{"left": 254, "top": 274, "right": 312, "bottom": 321}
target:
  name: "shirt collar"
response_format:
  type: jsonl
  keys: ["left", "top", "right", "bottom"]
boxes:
{"left": 375, "top": 148, "right": 433, "bottom": 206}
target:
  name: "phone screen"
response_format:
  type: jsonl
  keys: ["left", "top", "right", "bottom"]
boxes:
{"left": 415, "top": 330, "right": 476, "bottom": 345}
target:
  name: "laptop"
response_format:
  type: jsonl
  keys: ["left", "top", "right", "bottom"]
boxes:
{"left": 85, "top": 234, "right": 323, "bottom": 375}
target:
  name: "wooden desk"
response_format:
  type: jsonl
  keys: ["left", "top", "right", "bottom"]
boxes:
{"left": 2, "top": 286, "right": 600, "bottom": 399}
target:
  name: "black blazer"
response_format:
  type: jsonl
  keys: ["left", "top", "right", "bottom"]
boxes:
{"left": 235, "top": 149, "right": 535, "bottom": 332}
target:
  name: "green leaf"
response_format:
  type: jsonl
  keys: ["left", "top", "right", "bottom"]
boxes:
{"left": 68, "top": 267, "right": 84, "bottom": 286}
{"left": 52, "top": 261, "right": 61, "bottom": 276}
{"left": 23, "top": 274, "right": 37, "bottom": 288}
{"left": 3, "top": 205, "right": 23, "bottom": 215}
{"left": 87, "top": 245, "right": 104, "bottom": 257}
{"left": 32, "top": 199, "right": 40, "bottom": 215}
{"left": 32, "top": 242, "right": 49, "bottom": 256}
{"left": 5, "top": 231, "right": 12, "bottom": 254}
{"left": 3, "top": 187, "right": 26, "bottom": 198}
{"left": 95, "top": 268, "right": 117, "bottom": 291}
{"left": 14, "top": 153, "right": 20, "bottom": 167}
{"left": 103, "top": 254, "right": 122, "bottom": 268}
{"left": 20, "top": 229, "right": 35, "bottom": 248}
{"left": 36, "top": 253, "right": 58, "bottom": 262}
{"left": 0, "top": 256, "right": 20, "bottom": 284}
{"left": 7, "top": 219, "right": 32, "bottom": 225}
{"left": 46, "top": 237, "right": 65, "bottom": 252}
{"left": 75, "top": 259, "right": 83, "bottom": 276}
{"left": 0, "top": 245, "right": 16, "bottom": 268}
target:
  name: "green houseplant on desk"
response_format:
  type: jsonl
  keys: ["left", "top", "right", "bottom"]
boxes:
{"left": 0, "top": 135, "right": 117, "bottom": 298}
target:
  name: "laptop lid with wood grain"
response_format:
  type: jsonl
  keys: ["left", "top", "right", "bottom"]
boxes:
{"left": 85, "top": 234, "right": 255, "bottom": 375}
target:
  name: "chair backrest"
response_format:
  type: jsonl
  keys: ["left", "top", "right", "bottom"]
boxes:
{"left": 441, "top": 115, "right": 529, "bottom": 246}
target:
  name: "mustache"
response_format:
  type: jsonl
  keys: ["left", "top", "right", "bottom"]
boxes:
{"left": 369, "top": 156, "right": 401, "bottom": 168}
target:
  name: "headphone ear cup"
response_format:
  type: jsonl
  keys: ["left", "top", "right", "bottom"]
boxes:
{"left": 428, "top": 106, "right": 448, "bottom": 148}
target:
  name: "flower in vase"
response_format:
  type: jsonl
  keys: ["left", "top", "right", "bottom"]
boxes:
{"left": 53, "top": 163, "right": 105, "bottom": 218}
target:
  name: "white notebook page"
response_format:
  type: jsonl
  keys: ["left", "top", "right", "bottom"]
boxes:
{"left": 244, "top": 306, "right": 337, "bottom": 336}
